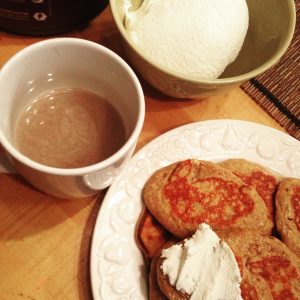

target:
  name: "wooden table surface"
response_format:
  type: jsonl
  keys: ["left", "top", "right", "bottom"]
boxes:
{"left": 0, "top": 6, "right": 286, "bottom": 300}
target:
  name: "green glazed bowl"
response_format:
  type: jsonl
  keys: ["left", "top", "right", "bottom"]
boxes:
{"left": 110, "top": 0, "right": 296, "bottom": 98}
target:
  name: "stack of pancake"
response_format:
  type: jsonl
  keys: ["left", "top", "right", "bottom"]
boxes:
{"left": 136, "top": 159, "right": 300, "bottom": 299}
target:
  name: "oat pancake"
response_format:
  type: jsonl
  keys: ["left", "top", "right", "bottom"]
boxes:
{"left": 136, "top": 208, "right": 173, "bottom": 261}
{"left": 155, "top": 232, "right": 300, "bottom": 299}
{"left": 223, "top": 231, "right": 300, "bottom": 300}
{"left": 219, "top": 158, "right": 280, "bottom": 222}
{"left": 276, "top": 177, "right": 300, "bottom": 257}
{"left": 155, "top": 242, "right": 189, "bottom": 300}
{"left": 149, "top": 253, "right": 168, "bottom": 300}
{"left": 143, "top": 159, "right": 272, "bottom": 238}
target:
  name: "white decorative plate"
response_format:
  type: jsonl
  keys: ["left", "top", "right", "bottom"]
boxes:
{"left": 90, "top": 119, "right": 300, "bottom": 300}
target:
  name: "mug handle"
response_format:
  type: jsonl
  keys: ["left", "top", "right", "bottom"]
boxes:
{"left": 83, "top": 167, "right": 117, "bottom": 190}
{"left": 83, "top": 145, "right": 136, "bottom": 191}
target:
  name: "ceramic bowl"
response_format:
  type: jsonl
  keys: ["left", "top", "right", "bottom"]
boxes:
{"left": 110, "top": 0, "right": 296, "bottom": 98}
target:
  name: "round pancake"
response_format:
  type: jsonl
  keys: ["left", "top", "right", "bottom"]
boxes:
{"left": 219, "top": 158, "right": 280, "bottom": 223}
{"left": 143, "top": 159, "right": 272, "bottom": 238}
{"left": 149, "top": 253, "right": 168, "bottom": 300}
{"left": 222, "top": 231, "right": 300, "bottom": 300}
{"left": 155, "top": 232, "right": 300, "bottom": 299}
{"left": 276, "top": 177, "right": 300, "bottom": 257}
{"left": 135, "top": 208, "right": 172, "bottom": 261}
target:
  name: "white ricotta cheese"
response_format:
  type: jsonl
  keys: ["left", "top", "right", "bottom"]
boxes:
{"left": 124, "top": 0, "right": 249, "bottom": 80}
{"left": 161, "top": 223, "right": 242, "bottom": 299}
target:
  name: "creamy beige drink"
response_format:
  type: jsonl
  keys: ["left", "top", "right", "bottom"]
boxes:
{"left": 14, "top": 87, "right": 126, "bottom": 168}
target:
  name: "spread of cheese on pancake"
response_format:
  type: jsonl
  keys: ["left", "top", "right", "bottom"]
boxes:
{"left": 161, "top": 223, "right": 242, "bottom": 299}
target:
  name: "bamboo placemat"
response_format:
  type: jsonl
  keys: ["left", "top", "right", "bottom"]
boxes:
{"left": 242, "top": 0, "right": 300, "bottom": 140}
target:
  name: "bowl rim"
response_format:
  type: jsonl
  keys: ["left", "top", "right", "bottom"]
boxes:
{"left": 110, "top": 0, "right": 296, "bottom": 85}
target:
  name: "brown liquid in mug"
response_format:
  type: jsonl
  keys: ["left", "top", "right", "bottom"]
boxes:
{"left": 14, "top": 87, "right": 126, "bottom": 168}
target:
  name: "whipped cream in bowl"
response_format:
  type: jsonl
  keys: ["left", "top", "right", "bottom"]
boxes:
{"left": 124, "top": 0, "right": 249, "bottom": 80}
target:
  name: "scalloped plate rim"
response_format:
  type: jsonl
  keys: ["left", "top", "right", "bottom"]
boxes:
{"left": 90, "top": 119, "right": 300, "bottom": 300}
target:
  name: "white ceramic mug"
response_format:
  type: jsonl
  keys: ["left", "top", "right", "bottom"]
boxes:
{"left": 0, "top": 38, "right": 145, "bottom": 198}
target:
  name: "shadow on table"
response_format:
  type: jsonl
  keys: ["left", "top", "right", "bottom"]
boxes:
{"left": 77, "top": 191, "right": 105, "bottom": 300}
{"left": 0, "top": 172, "right": 106, "bottom": 299}
{"left": 0, "top": 173, "right": 99, "bottom": 239}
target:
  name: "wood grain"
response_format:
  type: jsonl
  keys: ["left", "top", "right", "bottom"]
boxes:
{"left": 0, "top": 6, "right": 286, "bottom": 300}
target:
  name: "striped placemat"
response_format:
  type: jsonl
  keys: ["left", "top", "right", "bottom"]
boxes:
{"left": 241, "top": 0, "right": 300, "bottom": 140}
